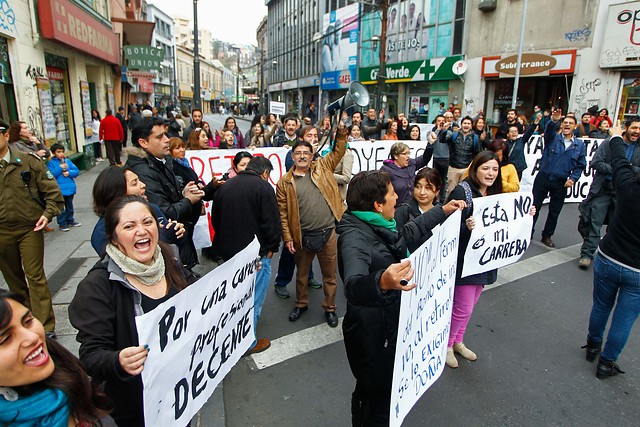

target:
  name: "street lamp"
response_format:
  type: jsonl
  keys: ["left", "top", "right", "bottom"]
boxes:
{"left": 193, "top": 0, "right": 201, "bottom": 110}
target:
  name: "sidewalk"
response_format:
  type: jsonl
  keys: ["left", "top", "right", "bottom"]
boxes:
{"left": 0, "top": 160, "right": 225, "bottom": 424}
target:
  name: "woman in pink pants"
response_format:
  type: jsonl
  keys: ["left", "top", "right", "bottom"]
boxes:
{"left": 445, "top": 151, "right": 503, "bottom": 368}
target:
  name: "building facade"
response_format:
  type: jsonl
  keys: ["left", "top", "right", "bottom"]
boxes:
{"left": 146, "top": 3, "right": 176, "bottom": 109}
{"left": 1, "top": 0, "right": 129, "bottom": 167}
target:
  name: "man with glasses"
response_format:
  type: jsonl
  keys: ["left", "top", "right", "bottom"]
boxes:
{"left": 276, "top": 122, "right": 348, "bottom": 327}
{"left": 532, "top": 110, "right": 587, "bottom": 248}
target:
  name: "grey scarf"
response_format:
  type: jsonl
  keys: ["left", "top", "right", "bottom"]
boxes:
{"left": 106, "top": 243, "right": 165, "bottom": 286}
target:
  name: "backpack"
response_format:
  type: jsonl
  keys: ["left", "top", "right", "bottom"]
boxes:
{"left": 452, "top": 131, "right": 479, "bottom": 152}
{"left": 460, "top": 181, "right": 474, "bottom": 218}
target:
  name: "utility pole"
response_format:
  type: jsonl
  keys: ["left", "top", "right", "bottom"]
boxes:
{"left": 511, "top": 0, "right": 528, "bottom": 110}
{"left": 192, "top": 0, "right": 201, "bottom": 110}
{"left": 235, "top": 50, "right": 241, "bottom": 108}
{"left": 376, "top": 0, "right": 388, "bottom": 111}
{"left": 260, "top": 49, "right": 265, "bottom": 115}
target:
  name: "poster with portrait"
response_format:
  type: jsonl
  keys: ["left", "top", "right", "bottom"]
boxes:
{"left": 321, "top": 3, "right": 359, "bottom": 90}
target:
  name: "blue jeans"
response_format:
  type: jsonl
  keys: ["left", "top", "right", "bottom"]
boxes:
{"left": 250, "top": 256, "right": 271, "bottom": 348}
{"left": 587, "top": 253, "right": 640, "bottom": 361}
{"left": 56, "top": 195, "right": 76, "bottom": 227}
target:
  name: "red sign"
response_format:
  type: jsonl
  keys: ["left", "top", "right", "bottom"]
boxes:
{"left": 38, "top": 0, "right": 119, "bottom": 64}
{"left": 138, "top": 78, "right": 154, "bottom": 93}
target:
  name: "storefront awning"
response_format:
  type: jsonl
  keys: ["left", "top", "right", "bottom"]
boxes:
{"left": 112, "top": 18, "right": 155, "bottom": 46}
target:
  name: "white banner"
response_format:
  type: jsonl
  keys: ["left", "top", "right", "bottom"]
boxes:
{"left": 390, "top": 210, "right": 461, "bottom": 427}
{"left": 520, "top": 134, "right": 603, "bottom": 203}
{"left": 135, "top": 238, "right": 260, "bottom": 427}
{"left": 269, "top": 101, "right": 286, "bottom": 115}
{"left": 461, "top": 193, "right": 534, "bottom": 278}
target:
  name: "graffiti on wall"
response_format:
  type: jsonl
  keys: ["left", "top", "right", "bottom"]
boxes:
{"left": 565, "top": 28, "right": 591, "bottom": 43}
{"left": 573, "top": 77, "right": 604, "bottom": 113}
{"left": 27, "top": 106, "right": 44, "bottom": 140}
{"left": 25, "top": 64, "right": 46, "bottom": 81}
{"left": 0, "top": 0, "right": 17, "bottom": 37}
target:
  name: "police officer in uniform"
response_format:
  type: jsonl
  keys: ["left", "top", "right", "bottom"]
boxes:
{"left": 0, "top": 118, "right": 63, "bottom": 337}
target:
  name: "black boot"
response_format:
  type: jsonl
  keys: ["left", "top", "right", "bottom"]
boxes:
{"left": 581, "top": 339, "right": 601, "bottom": 362}
{"left": 596, "top": 357, "right": 625, "bottom": 379}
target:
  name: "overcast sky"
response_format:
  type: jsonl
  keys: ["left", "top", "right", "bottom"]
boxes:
{"left": 150, "top": 0, "right": 268, "bottom": 46}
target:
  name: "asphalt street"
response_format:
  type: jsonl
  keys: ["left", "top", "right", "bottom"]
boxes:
{"left": 2, "top": 114, "right": 637, "bottom": 426}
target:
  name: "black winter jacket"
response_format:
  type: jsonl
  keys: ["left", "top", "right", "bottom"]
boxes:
{"left": 336, "top": 208, "right": 446, "bottom": 406}
{"left": 125, "top": 148, "right": 194, "bottom": 223}
{"left": 394, "top": 198, "right": 443, "bottom": 253}
{"left": 440, "top": 130, "right": 481, "bottom": 169}
{"left": 212, "top": 170, "right": 281, "bottom": 259}
{"left": 68, "top": 253, "right": 185, "bottom": 426}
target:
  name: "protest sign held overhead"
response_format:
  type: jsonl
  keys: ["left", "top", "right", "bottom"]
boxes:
{"left": 390, "top": 211, "right": 461, "bottom": 427}
{"left": 462, "top": 192, "right": 534, "bottom": 278}
{"left": 135, "top": 238, "right": 260, "bottom": 427}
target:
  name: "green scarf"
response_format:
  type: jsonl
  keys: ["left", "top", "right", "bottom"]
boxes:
{"left": 351, "top": 210, "right": 398, "bottom": 232}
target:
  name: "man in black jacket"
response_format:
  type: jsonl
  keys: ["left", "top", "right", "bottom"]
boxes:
{"left": 116, "top": 106, "right": 128, "bottom": 147}
{"left": 212, "top": 156, "right": 281, "bottom": 355}
{"left": 361, "top": 108, "right": 385, "bottom": 140}
{"left": 126, "top": 117, "right": 204, "bottom": 269}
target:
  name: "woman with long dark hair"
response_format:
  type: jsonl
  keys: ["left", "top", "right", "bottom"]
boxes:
{"left": 70, "top": 196, "right": 190, "bottom": 426}
{"left": 215, "top": 117, "right": 246, "bottom": 148}
{"left": 91, "top": 166, "right": 185, "bottom": 257}
{"left": 445, "top": 151, "right": 503, "bottom": 368}
{"left": 8, "top": 121, "right": 51, "bottom": 159}
{"left": 0, "top": 290, "right": 114, "bottom": 426}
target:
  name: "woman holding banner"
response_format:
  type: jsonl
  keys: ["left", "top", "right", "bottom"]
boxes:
{"left": 70, "top": 196, "right": 190, "bottom": 426}
{"left": 337, "top": 170, "right": 465, "bottom": 426}
{"left": 445, "top": 151, "right": 503, "bottom": 368}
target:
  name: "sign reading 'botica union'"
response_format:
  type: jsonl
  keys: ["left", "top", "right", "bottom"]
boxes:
{"left": 124, "top": 45, "right": 164, "bottom": 71}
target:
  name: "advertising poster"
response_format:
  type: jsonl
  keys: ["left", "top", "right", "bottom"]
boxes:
{"left": 36, "top": 78, "right": 56, "bottom": 145}
{"left": 80, "top": 80, "right": 93, "bottom": 138}
{"left": 321, "top": 3, "right": 359, "bottom": 90}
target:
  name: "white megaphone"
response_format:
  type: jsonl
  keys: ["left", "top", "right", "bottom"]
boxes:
{"left": 327, "top": 81, "right": 370, "bottom": 116}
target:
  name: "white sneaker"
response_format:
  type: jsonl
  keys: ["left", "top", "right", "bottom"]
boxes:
{"left": 578, "top": 257, "right": 591, "bottom": 269}
{"left": 446, "top": 347, "right": 459, "bottom": 368}
{"left": 96, "top": 158, "right": 104, "bottom": 162}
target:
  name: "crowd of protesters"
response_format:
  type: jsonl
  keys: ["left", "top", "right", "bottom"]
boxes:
{"left": 1, "top": 99, "right": 639, "bottom": 426}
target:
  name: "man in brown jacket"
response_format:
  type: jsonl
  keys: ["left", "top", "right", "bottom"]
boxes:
{"left": 276, "top": 121, "right": 347, "bottom": 327}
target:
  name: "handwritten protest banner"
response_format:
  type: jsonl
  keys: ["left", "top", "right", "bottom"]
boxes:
{"left": 520, "top": 134, "right": 603, "bottom": 202}
{"left": 135, "top": 238, "right": 260, "bottom": 427}
{"left": 461, "top": 192, "right": 534, "bottom": 278}
{"left": 390, "top": 211, "right": 461, "bottom": 427}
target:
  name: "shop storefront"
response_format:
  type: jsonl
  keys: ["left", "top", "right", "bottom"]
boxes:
{"left": 37, "top": 0, "right": 119, "bottom": 158}
{"left": 359, "top": 55, "right": 463, "bottom": 122}
{"left": 599, "top": 2, "right": 640, "bottom": 124}
{"left": 43, "top": 57, "right": 74, "bottom": 151}
{"left": 481, "top": 50, "right": 576, "bottom": 124}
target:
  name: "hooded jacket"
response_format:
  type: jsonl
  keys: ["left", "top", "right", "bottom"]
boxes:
{"left": 379, "top": 143, "right": 434, "bottom": 206}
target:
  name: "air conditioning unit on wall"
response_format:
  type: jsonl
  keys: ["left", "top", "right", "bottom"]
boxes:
{"left": 479, "top": 0, "right": 497, "bottom": 12}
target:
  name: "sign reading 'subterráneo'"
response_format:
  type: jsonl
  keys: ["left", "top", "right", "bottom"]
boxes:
{"left": 136, "top": 238, "right": 259, "bottom": 427}
{"left": 461, "top": 192, "right": 533, "bottom": 278}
